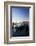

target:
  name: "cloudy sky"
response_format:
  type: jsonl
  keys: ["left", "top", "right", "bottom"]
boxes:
{"left": 11, "top": 7, "right": 29, "bottom": 23}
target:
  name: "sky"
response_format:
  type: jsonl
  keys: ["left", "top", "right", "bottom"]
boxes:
{"left": 11, "top": 7, "right": 29, "bottom": 23}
